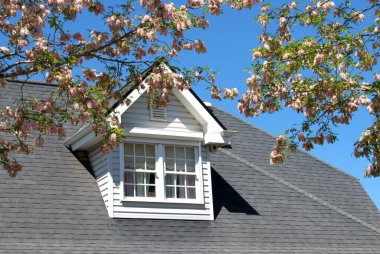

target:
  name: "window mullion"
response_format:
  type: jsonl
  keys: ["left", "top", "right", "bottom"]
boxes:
{"left": 156, "top": 144, "right": 164, "bottom": 201}
{"left": 119, "top": 143, "right": 125, "bottom": 199}
{"left": 196, "top": 143, "right": 204, "bottom": 202}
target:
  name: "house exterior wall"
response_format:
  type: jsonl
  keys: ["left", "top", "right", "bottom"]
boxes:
{"left": 88, "top": 146, "right": 110, "bottom": 212}
{"left": 109, "top": 145, "right": 213, "bottom": 220}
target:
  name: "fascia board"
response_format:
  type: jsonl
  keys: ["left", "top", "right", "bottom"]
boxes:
{"left": 70, "top": 131, "right": 103, "bottom": 151}
{"left": 63, "top": 123, "right": 92, "bottom": 147}
{"left": 172, "top": 88, "right": 224, "bottom": 134}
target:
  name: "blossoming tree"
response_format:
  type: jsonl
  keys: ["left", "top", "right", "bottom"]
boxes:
{"left": 0, "top": 0, "right": 379, "bottom": 178}
{"left": 245, "top": 0, "right": 380, "bottom": 178}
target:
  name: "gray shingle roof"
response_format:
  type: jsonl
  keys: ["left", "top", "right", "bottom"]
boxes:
{"left": 0, "top": 81, "right": 379, "bottom": 253}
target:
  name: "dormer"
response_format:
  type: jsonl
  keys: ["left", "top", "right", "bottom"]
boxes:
{"left": 64, "top": 62, "right": 231, "bottom": 220}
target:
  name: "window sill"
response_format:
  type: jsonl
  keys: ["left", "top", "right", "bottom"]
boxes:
{"left": 120, "top": 197, "right": 204, "bottom": 205}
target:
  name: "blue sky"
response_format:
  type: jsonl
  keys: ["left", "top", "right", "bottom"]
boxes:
{"left": 174, "top": 4, "right": 380, "bottom": 209}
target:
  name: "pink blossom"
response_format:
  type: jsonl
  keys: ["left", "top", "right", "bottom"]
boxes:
{"left": 252, "top": 51, "right": 262, "bottom": 60}
{"left": 298, "top": 133, "right": 306, "bottom": 142}
{"left": 282, "top": 53, "right": 290, "bottom": 60}
{"left": 83, "top": 69, "right": 98, "bottom": 81}
{"left": 188, "top": 0, "right": 204, "bottom": 8}
{"left": 72, "top": 102, "right": 80, "bottom": 111}
{"left": 194, "top": 40, "right": 206, "bottom": 53}
{"left": 109, "top": 133, "right": 117, "bottom": 143}
{"left": 148, "top": 46, "right": 157, "bottom": 55}
{"left": 146, "top": 31, "right": 157, "bottom": 42}
{"left": 182, "top": 43, "right": 193, "bottom": 50}
{"left": 260, "top": 5, "right": 269, "bottom": 12}
{"left": 18, "top": 39, "right": 29, "bottom": 48}
{"left": 270, "top": 149, "right": 284, "bottom": 164}
{"left": 211, "top": 86, "right": 221, "bottom": 100}
{"left": 313, "top": 53, "right": 325, "bottom": 65}
{"left": 288, "top": 2, "right": 296, "bottom": 10}
{"left": 0, "top": 47, "right": 10, "bottom": 54}
{"left": 365, "top": 164, "right": 374, "bottom": 177}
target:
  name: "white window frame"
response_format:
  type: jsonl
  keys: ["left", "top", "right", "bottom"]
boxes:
{"left": 119, "top": 139, "right": 204, "bottom": 204}
{"left": 122, "top": 143, "right": 158, "bottom": 202}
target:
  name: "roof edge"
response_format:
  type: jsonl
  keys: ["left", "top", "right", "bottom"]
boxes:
{"left": 5, "top": 78, "right": 58, "bottom": 87}
{"left": 212, "top": 106, "right": 359, "bottom": 182}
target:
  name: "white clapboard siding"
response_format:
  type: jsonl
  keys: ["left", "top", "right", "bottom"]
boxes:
{"left": 110, "top": 145, "right": 214, "bottom": 220}
{"left": 89, "top": 147, "right": 109, "bottom": 208}
{"left": 122, "top": 92, "right": 203, "bottom": 133}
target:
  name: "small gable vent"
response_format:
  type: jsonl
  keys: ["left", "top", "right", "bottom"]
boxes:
{"left": 150, "top": 107, "right": 167, "bottom": 122}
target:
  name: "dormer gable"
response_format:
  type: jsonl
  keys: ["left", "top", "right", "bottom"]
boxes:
{"left": 65, "top": 62, "right": 229, "bottom": 151}
{"left": 64, "top": 61, "right": 232, "bottom": 220}
{"left": 122, "top": 90, "right": 204, "bottom": 141}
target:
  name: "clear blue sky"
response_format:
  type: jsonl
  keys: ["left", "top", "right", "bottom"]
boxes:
{"left": 175, "top": 5, "right": 380, "bottom": 209}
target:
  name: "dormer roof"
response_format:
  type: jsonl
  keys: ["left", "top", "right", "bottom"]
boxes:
{"left": 64, "top": 61, "right": 229, "bottom": 151}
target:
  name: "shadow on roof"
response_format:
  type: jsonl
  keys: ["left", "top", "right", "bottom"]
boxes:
{"left": 212, "top": 168, "right": 259, "bottom": 219}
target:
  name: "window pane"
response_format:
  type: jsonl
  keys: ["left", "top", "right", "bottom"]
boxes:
{"left": 147, "top": 173, "right": 155, "bottom": 185}
{"left": 186, "top": 175, "right": 196, "bottom": 187}
{"left": 176, "top": 147, "right": 185, "bottom": 159}
{"left": 165, "top": 174, "right": 175, "bottom": 186}
{"left": 186, "top": 147, "right": 195, "bottom": 160}
{"left": 135, "top": 157, "right": 145, "bottom": 170}
{"left": 125, "top": 156, "right": 134, "bottom": 169}
{"left": 135, "top": 144, "right": 144, "bottom": 157}
{"left": 125, "top": 172, "right": 134, "bottom": 184}
{"left": 147, "top": 185, "right": 156, "bottom": 197}
{"left": 187, "top": 188, "right": 196, "bottom": 199}
{"left": 136, "top": 172, "right": 145, "bottom": 184}
{"left": 165, "top": 159, "right": 175, "bottom": 171}
{"left": 146, "top": 145, "right": 155, "bottom": 157}
{"left": 136, "top": 185, "right": 145, "bottom": 197}
{"left": 146, "top": 158, "right": 155, "bottom": 170}
{"left": 124, "top": 143, "right": 134, "bottom": 156}
{"left": 165, "top": 146, "right": 174, "bottom": 158}
{"left": 187, "top": 160, "right": 195, "bottom": 172}
{"left": 177, "top": 175, "right": 185, "bottom": 186}
{"left": 177, "top": 187, "right": 186, "bottom": 198}
{"left": 125, "top": 185, "right": 134, "bottom": 197}
{"left": 177, "top": 159, "right": 185, "bottom": 172}
{"left": 166, "top": 187, "right": 175, "bottom": 198}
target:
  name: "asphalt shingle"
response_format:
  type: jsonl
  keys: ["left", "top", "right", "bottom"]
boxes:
{"left": 0, "top": 81, "right": 379, "bottom": 253}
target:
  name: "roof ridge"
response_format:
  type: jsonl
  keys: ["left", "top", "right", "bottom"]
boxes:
{"left": 219, "top": 148, "right": 380, "bottom": 235}
{"left": 211, "top": 106, "right": 359, "bottom": 182}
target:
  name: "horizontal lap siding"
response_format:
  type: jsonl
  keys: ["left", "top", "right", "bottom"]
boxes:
{"left": 89, "top": 147, "right": 109, "bottom": 208}
{"left": 122, "top": 92, "right": 202, "bottom": 133}
{"left": 202, "top": 147, "right": 211, "bottom": 210}
{"left": 110, "top": 146, "right": 213, "bottom": 220}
